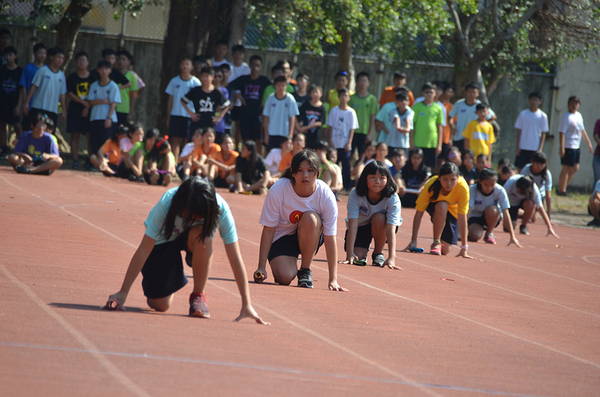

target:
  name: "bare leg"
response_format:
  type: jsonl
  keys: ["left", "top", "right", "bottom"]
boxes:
{"left": 521, "top": 199, "right": 535, "bottom": 226}
{"left": 565, "top": 164, "right": 579, "bottom": 188}
{"left": 172, "top": 137, "right": 182, "bottom": 164}
{"left": 468, "top": 223, "right": 484, "bottom": 242}
{"left": 187, "top": 225, "right": 213, "bottom": 294}
{"left": 8, "top": 153, "right": 24, "bottom": 167}
{"left": 432, "top": 201, "right": 448, "bottom": 242}
{"left": 70, "top": 133, "right": 80, "bottom": 162}
{"left": 297, "top": 211, "right": 322, "bottom": 270}
{"left": 147, "top": 294, "right": 174, "bottom": 312}
{"left": 484, "top": 205, "right": 501, "bottom": 232}
{"left": 370, "top": 213, "right": 388, "bottom": 254}
{"left": 29, "top": 157, "right": 63, "bottom": 174}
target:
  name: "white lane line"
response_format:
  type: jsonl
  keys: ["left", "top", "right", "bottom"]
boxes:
{"left": 4, "top": 178, "right": 439, "bottom": 397}
{"left": 0, "top": 264, "right": 150, "bottom": 397}
{"left": 240, "top": 235, "right": 600, "bottom": 370}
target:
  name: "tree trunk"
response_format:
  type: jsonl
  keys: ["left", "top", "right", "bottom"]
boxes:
{"left": 156, "top": 0, "right": 241, "bottom": 131}
{"left": 452, "top": 59, "right": 489, "bottom": 104}
{"left": 337, "top": 30, "right": 354, "bottom": 92}
{"left": 54, "top": 0, "right": 93, "bottom": 71}
{"left": 228, "top": 0, "right": 249, "bottom": 47}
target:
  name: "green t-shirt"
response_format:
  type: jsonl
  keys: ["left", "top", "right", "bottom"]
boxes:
{"left": 261, "top": 83, "right": 295, "bottom": 106}
{"left": 129, "top": 141, "right": 149, "bottom": 164}
{"left": 158, "top": 152, "right": 176, "bottom": 170}
{"left": 412, "top": 101, "right": 443, "bottom": 148}
{"left": 116, "top": 70, "right": 139, "bottom": 114}
{"left": 348, "top": 93, "right": 378, "bottom": 135}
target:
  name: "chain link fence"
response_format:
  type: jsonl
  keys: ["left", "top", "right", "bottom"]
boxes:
{"left": 1, "top": 0, "right": 168, "bottom": 40}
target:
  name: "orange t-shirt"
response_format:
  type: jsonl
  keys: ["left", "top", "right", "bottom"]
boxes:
{"left": 211, "top": 150, "right": 239, "bottom": 179}
{"left": 100, "top": 139, "right": 122, "bottom": 165}
{"left": 278, "top": 151, "right": 293, "bottom": 172}
{"left": 191, "top": 143, "right": 221, "bottom": 172}
{"left": 379, "top": 86, "right": 415, "bottom": 107}
{"left": 442, "top": 101, "right": 454, "bottom": 145}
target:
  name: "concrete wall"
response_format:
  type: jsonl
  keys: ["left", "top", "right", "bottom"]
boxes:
{"left": 13, "top": 25, "right": 595, "bottom": 188}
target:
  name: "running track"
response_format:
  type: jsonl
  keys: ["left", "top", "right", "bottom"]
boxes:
{"left": 1, "top": 166, "right": 599, "bottom": 396}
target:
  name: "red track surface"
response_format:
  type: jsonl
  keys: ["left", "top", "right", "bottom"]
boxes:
{"left": 1, "top": 166, "right": 599, "bottom": 396}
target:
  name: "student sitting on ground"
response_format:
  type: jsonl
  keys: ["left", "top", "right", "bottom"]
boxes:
{"left": 90, "top": 124, "right": 128, "bottom": 176}
{"left": 388, "top": 149, "right": 407, "bottom": 182}
{"left": 124, "top": 126, "right": 155, "bottom": 182}
{"left": 398, "top": 148, "right": 431, "bottom": 208}
{"left": 503, "top": 174, "right": 558, "bottom": 237}
{"left": 176, "top": 129, "right": 201, "bottom": 182}
{"left": 264, "top": 137, "right": 292, "bottom": 181}
{"left": 278, "top": 133, "right": 306, "bottom": 173}
{"left": 8, "top": 113, "right": 62, "bottom": 175}
{"left": 403, "top": 162, "right": 472, "bottom": 257}
{"left": 207, "top": 134, "right": 238, "bottom": 188}
{"left": 233, "top": 140, "right": 270, "bottom": 195}
{"left": 352, "top": 143, "right": 375, "bottom": 183}
{"left": 342, "top": 161, "right": 403, "bottom": 269}
{"left": 144, "top": 135, "right": 176, "bottom": 186}
{"left": 189, "top": 128, "right": 221, "bottom": 178}
{"left": 588, "top": 179, "right": 600, "bottom": 227}
{"left": 475, "top": 153, "right": 490, "bottom": 178}
{"left": 115, "top": 123, "right": 143, "bottom": 179}
{"left": 366, "top": 142, "right": 393, "bottom": 168}
{"left": 105, "top": 178, "right": 267, "bottom": 324}
{"left": 316, "top": 145, "right": 343, "bottom": 194}
{"left": 460, "top": 149, "right": 478, "bottom": 185}
{"left": 468, "top": 168, "right": 521, "bottom": 247}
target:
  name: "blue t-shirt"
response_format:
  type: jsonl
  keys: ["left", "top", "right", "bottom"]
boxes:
{"left": 19, "top": 63, "right": 41, "bottom": 108}
{"left": 375, "top": 102, "right": 396, "bottom": 143}
{"left": 30, "top": 65, "right": 67, "bottom": 113}
{"left": 385, "top": 107, "right": 414, "bottom": 149}
{"left": 215, "top": 86, "right": 229, "bottom": 133}
{"left": 165, "top": 75, "right": 201, "bottom": 117}
{"left": 144, "top": 188, "right": 237, "bottom": 246}
{"left": 14, "top": 131, "right": 59, "bottom": 158}
{"left": 88, "top": 80, "right": 122, "bottom": 122}
{"left": 262, "top": 93, "right": 299, "bottom": 137}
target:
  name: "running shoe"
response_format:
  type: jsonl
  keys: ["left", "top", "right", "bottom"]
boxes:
{"left": 72, "top": 160, "right": 80, "bottom": 170}
{"left": 556, "top": 191, "right": 568, "bottom": 197}
{"left": 297, "top": 268, "right": 313, "bottom": 288}
{"left": 372, "top": 253, "right": 385, "bottom": 267}
{"left": 484, "top": 232, "right": 496, "bottom": 244}
{"left": 519, "top": 225, "right": 530, "bottom": 235}
{"left": 430, "top": 242, "right": 442, "bottom": 256}
{"left": 189, "top": 293, "right": 210, "bottom": 318}
{"left": 587, "top": 218, "right": 600, "bottom": 227}
{"left": 15, "top": 165, "right": 30, "bottom": 174}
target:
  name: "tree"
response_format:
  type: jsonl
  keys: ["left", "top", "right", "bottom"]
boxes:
{"left": 156, "top": 0, "right": 250, "bottom": 130}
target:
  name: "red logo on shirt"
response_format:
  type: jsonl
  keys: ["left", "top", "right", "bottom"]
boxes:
{"left": 289, "top": 211, "right": 303, "bottom": 224}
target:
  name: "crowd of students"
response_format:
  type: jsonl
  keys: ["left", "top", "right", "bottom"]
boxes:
{"left": 1, "top": 27, "right": 600, "bottom": 319}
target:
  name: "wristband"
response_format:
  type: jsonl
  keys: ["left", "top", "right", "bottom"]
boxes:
{"left": 460, "top": 245, "right": 469, "bottom": 250}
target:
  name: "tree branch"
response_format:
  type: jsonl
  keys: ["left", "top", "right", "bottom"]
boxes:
{"left": 446, "top": 0, "right": 471, "bottom": 59}
{"left": 492, "top": 0, "right": 500, "bottom": 37}
{"left": 472, "top": 0, "right": 547, "bottom": 65}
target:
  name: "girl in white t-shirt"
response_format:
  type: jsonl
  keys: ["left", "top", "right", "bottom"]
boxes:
{"left": 343, "top": 161, "right": 403, "bottom": 269}
{"left": 521, "top": 151, "right": 552, "bottom": 220}
{"left": 255, "top": 150, "right": 348, "bottom": 291}
{"left": 468, "top": 168, "right": 521, "bottom": 247}
{"left": 264, "top": 137, "right": 292, "bottom": 180}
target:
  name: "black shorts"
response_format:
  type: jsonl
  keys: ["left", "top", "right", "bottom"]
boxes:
{"left": 468, "top": 214, "right": 501, "bottom": 229}
{"left": 144, "top": 172, "right": 165, "bottom": 185}
{"left": 452, "top": 139, "right": 465, "bottom": 154}
{"left": 515, "top": 149, "right": 536, "bottom": 169}
{"left": 352, "top": 133, "right": 368, "bottom": 157}
{"left": 30, "top": 108, "right": 58, "bottom": 127}
{"left": 344, "top": 221, "right": 398, "bottom": 252}
{"left": 214, "top": 131, "right": 224, "bottom": 145}
{"left": 439, "top": 142, "right": 450, "bottom": 161}
{"left": 141, "top": 233, "right": 190, "bottom": 299}
{"left": 561, "top": 148, "right": 580, "bottom": 167}
{"left": 116, "top": 112, "right": 128, "bottom": 127}
{"left": 419, "top": 147, "right": 438, "bottom": 169}
{"left": 426, "top": 202, "right": 459, "bottom": 245}
{"left": 66, "top": 114, "right": 90, "bottom": 134}
{"left": 508, "top": 199, "right": 528, "bottom": 221}
{"left": 90, "top": 120, "right": 114, "bottom": 154}
{"left": 214, "top": 175, "right": 229, "bottom": 188}
{"left": 115, "top": 161, "right": 132, "bottom": 179}
{"left": 189, "top": 122, "right": 203, "bottom": 141}
{"left": 0, "top": 105, "right": 20, "bottom": 124}
{"left": 240, "top": 116, "right": 262, "bottom": 141}
{"left": 231, "top": 107, "right": 242, "bottom": 122}
{"left": 267, "top": 230, "right": 324, "bottom": 262}
{"left": 169, "top": 116, "right": 191, "bottom": 139}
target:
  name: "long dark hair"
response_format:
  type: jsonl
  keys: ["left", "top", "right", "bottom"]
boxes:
{"left": 112, "top": 124, "right": 128, "bottom": 143}
{"left": 143, "top": 128, "right": 159, "bottom": 150}
{"left": 516, "top": 176, "right": 535, "bottom": 199}
{"left": 530, "top": 151, "right": 548, "bottom": 176}
{"left": 161, "top": 177, "right": 221, "bottom": 242}
{"left": 355, "top": 161, "right": 397, "bottom": 198}
{"left": 407, "top": 148, "right": 425, "bottom": 173}
{"left": 148, "top": 135, "right": 171, "bottom": 162}
{"left": 243, "top": 140, "right": 258, "bottom": 177}
{"left": 428, "top": 162, "right": 459, "bottom": 201}
{"left": 476, "top": 168, "right": 498, "bottom": 193}
{"left": 282, "top": 150, "right": 321, "bottom": 181}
